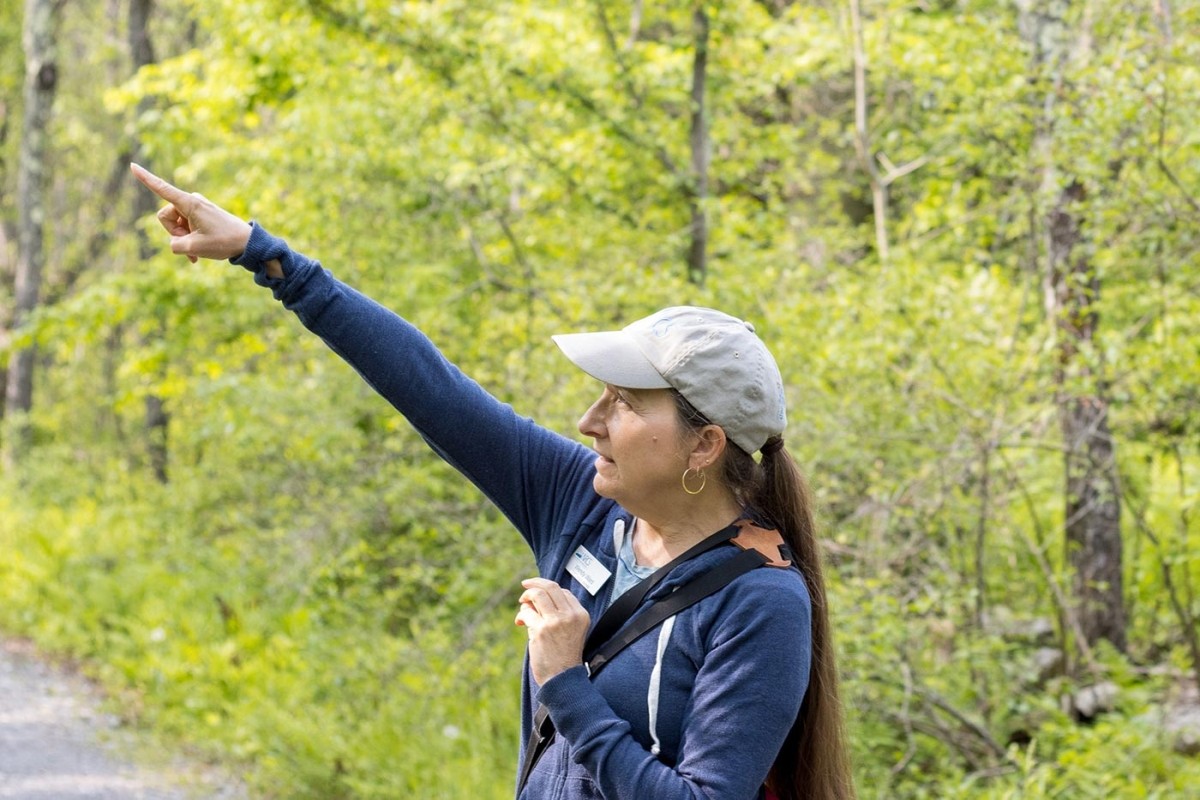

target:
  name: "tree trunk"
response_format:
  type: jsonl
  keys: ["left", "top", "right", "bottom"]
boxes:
{"left": 685, "top": 5, "right": 709, "bottom": 286}
{"left": 129, "top": 0, "right": 169, "bottom": 483}
{"left": 0, "top": 98, "right": 13, "bottom": 422}
{"left": 1047, "top": 182, "right": 1126, "bottom": 652}
{"left": 1023, "top": 0, "right": 1127, "bottom": 655}
{"left": 4, "top": 0, "right": 59, "bottom": 465}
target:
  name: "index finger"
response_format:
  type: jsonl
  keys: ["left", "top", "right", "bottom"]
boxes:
{"left": 519, "top": 578, "right": 564, "bottom": 610}
{"left": 521, "top": 578, "right": 563, "bottom": 593}
{"left": 130, "top": 162, "right": 191, "bottom": 206}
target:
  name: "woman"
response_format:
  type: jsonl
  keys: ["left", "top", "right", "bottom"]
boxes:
{"left": 131, "top": 163, "right": 854, "bottom": 800}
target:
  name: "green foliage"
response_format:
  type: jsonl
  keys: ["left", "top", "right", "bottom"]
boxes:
{"left": 2, "top": 0, "right": 1199, "bottom": 797}
{"left": 0, "top": 442, "right": 528, "bottom": 798}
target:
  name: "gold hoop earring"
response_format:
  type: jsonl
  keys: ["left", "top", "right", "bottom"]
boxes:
{"left": 682, "top": 467, "right": 706, "bottom": 495}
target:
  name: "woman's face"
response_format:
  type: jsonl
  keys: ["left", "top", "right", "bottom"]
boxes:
{"left": 577, "top": 385, "right": 693, "bottom": 513}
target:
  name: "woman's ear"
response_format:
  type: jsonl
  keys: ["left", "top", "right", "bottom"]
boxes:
{"left": 689, "top": 424, "right": 728, "bottom": 469}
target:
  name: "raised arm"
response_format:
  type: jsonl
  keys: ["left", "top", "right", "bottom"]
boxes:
{"left": 130, "top": 164, "right": 599, "bottom": 559}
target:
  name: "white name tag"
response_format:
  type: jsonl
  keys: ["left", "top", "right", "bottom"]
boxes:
{"left": 566, "top": 545, "right": 612, "bottom": 596}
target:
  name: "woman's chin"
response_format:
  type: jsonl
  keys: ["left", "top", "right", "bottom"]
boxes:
{"left": 591, "top": 474, "right": 618, "bottom": 500}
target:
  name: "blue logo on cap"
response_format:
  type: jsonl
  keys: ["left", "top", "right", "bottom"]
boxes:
{"left": 652, "top": 317, "right": 676, "bottom": 337}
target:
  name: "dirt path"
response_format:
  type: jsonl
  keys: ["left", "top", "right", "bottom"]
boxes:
{"left": 0, "top": 638, "right": 246, "bottom": 800}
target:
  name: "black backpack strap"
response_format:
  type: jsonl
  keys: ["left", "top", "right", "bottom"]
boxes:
{"left": 515, "top": 703, "right": 555, "bottom": 793}
{"left": 583, "top": 522, "right": 740, "bottom": 661}
{"left": 585, "top": 546, "right": 767, "bottom": 676}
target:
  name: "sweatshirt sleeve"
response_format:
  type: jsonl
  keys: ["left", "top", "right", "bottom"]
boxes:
{"left": 534, "top": 570, "right": 812, "bottom": 800}
{"left": 231, "top": 223, "right": 598, "bottom": 558}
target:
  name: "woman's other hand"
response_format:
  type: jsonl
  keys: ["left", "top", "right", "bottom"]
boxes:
{"left": 130, "top": 163, "right": 252, "bottom": 263}
{"left": 515, "top": 578, "right": 591, "bottom": 685}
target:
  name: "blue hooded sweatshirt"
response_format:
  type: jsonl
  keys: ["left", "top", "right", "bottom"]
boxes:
{"left": 232, "top": 223, "right": 813, "bottom": 800}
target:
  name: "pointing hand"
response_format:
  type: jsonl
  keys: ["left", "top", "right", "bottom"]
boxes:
{"left": 130, "top": 163, "right": 252, "bottom": 263}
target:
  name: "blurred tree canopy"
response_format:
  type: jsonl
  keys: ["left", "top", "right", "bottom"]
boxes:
{"left": 1, "top": 1, "right": 1198, "bottom": 797}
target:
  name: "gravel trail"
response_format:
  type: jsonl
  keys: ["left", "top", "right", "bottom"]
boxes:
{"left": 0, "top": 638, "right": 246, "bottom": 800}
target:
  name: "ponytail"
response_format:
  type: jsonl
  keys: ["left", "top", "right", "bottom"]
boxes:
{"left": 673, "top": 392, "right": 855, "bottom": 800}
{"left": 755, "top": 443, "right": 855, "bottom": 800}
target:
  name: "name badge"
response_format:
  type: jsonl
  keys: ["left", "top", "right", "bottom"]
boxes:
{"left": 566, "top": 545, "right": 612, "bottom": 596}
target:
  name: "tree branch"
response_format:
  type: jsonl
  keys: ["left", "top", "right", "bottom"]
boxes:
{"left": 686, "top": 5, "right": 709, "bottom": 286}
{"left": 877, "top": 152, "right": 930, "bottom": 185}
{"left": 996, "top": 447, "right": 1098, "bottom": 674}
{"left": 913, "top": 682, "right": 1011, "bottom": 763}
{"left": 1155, "top": 77, "right": 1200, "bottom": 216}
{"left": 1117, "top": 464, "right": 1200, "bottom": 690}
{"left": 625, "top": 0, "right": 643, "bottom": 50}
{"left": 849, "top": 0, "right": 889, "bottom": 262}
{"left": 591, "top": 0, "right": 644, "bottom": 108}
{"left": 305, "top": 0, "right": 682, "bottom": 179}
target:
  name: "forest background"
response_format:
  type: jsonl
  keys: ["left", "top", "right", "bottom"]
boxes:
{"left": 0, "top": 0, "right": 1198, "bottom": 797}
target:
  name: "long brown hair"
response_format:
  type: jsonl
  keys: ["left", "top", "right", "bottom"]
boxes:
{"left": 674, "top": 391, "right": 855, "bottom": 800}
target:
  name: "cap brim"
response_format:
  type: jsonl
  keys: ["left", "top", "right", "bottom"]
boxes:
{"left": 552, "top": 331, "right": 671, "bottom": 389}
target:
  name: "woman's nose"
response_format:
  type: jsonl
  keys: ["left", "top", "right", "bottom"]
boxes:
{"left": 578, "top": 397, "right": 605, "bottom": 439}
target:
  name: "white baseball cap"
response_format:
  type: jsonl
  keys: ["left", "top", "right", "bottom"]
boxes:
{"left": 552, "top": 306, "right": 787, "bottom": 454}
